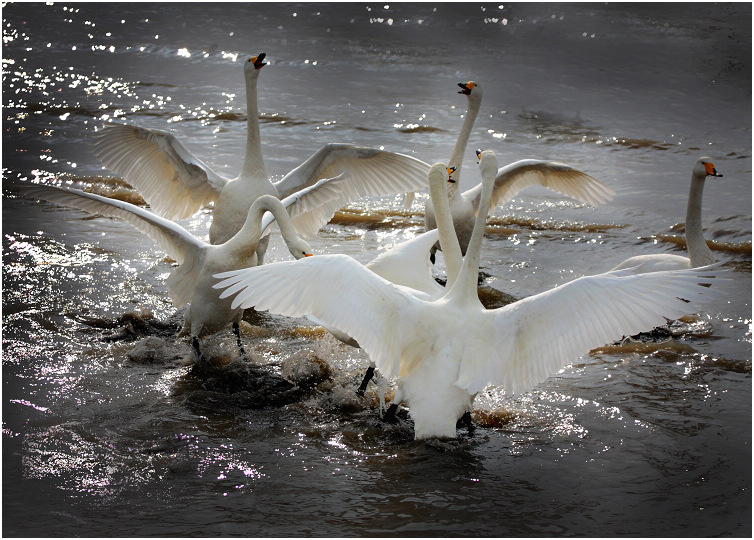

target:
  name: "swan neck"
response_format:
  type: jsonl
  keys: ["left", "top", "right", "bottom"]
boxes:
{"left": 429, "top": 175, "right": 463, "bottom": 288}
{"left": 448, "top": 96, "right": 481, "bottom": 181}
{"left": 445, "top": 167, "right": 492, "bottom": 304}
{"left": 223, "top": 200, "right": 265, "bottom": 257}
{"left": 241, "top": 75, "right": 266, "bottom": 177}
{"left": 261, "top": 198, "right": 299, "bottom": 246}
{"left": 685, "top": 172, "right": 713, "bottom": 266}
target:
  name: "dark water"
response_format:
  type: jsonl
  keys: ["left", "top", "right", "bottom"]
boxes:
{"left": 2, "top": 3, "right": 751, "bottom": 537}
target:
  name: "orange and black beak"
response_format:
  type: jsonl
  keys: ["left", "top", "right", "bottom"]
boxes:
{"left": 446, "top": 166, "right": 457, "bottom": 183}
{"left": 704, "top": 162, "right": 722, "bottom": 177}
{"left": 458, "top": 81, "right": 475, "bottom": 95}
{"left": 250, "top": 53, "right": 267, "bottom": 69}
{"left": 475, "top": 149, "right": 482, "bottom": 163}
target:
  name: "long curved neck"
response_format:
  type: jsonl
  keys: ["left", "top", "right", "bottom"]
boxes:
{"left": 447, "top": 95, "right": 481, "bottom": 184}
{"left": 240, "top": 74, "right": 266, "bottom": 178}
{"left": 223, "top": 195, "right": 297, "bottom": 256}
{"left": 429, "top": 168, "right": 463, "bottom": 287}
{"left": 685, "top": 173, "right": 714, "bottom": 266}
{"left": 444, "top": 163, "right": 494, "bottom": 305}
{"left": 259, "top": 198, "right": 301, "bottom": 249}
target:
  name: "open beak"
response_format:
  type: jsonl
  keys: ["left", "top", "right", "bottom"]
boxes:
{"left": 475, "top": 149, "right": 482, "bottom": 163}
{"left": 458, "top": 82, "right": 474, "bottom": 95}
{"left": 446, "top": 166, "right": 457, "bottom": 183}
{"left": 251, "top": 52, "right": 267, "bottom": 69}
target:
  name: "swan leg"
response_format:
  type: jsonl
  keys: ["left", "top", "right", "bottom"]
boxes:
{"left": 191, "top": 336, "right": 206, "bottom": 363}
{"left": 382, "top": 388, "right": 403, "bottom": 422}
{"left": 356, "top": 366, "right": 375, "bottom": 396}
{"left": 382, "top": 403, "right": 399, "bottom": 423}
{"left": 233, "top": 322, "right": 248, "bottom": 361}
{"left": 457, "top": 411, "right": 475, "bottom": 435}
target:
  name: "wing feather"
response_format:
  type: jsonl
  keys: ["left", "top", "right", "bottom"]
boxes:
{"left": 214, "top": 254, "right": 423, "bottom": 378}
{"left": 12, "top": 180, "right": 206, "bottom": 307}
{"left": 92, "top": 123, "right": 228, "bottom": 220}
{"left": 456, "top": 265, "right": 725, "bottom": 395}
{"left": 274, "top": 143, "right": 431, "bottom": 204}
{"left": 465, "top": 159, "right": 615, "bottom": 213}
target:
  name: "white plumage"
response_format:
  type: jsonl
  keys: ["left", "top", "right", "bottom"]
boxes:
{"left": 611, "top": 156, "right": 721, "bottom": 273}
{"left": 12, "top": 178, "right": 344, "bottom": 342}
{"left": 214, "top": 151, "right": 723, "bottom": 439}
{"left": 423, "top": 81, "right": 615, "bottom": 257}
{"left": 92, "top": 53, "right": 431, "bottom": 262}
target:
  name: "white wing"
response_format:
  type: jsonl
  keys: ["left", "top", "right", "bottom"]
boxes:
{"left": 366, "top": 229, "right": 444, "bottom": 298}
{"left": 92, "top": 123, "right": 228, "bottom": 221}
{"left": 13, "top": 180, "right": 206, "bottom": 307}
{"left": 465, "top": 159, "right": 615, "bottom": 214}
{"left": 214, "top": 254, "right": 424, "bottom": 378}
{"left": 260, "top": 174, "right": 347, "bottom": 236}
{"left": 274, "top": 143, "right": 431, "bottom": 207}
{"left": 456, "top": 265, "right": 724, "bottom": 395}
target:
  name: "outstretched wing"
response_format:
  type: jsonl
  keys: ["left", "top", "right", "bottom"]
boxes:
{"left": 92, "top": 123, "right": 228, "bottom": 220}
{"left": 456, "top": 265, "right": 724, "bottom": 395}
{"left": 365, "top": 229, "right": 444, "bottom": 298}
{"left": 261, "top": 174, "right": 349, "bottom": 238}
{"left": 273, "top": 143, "right": 431, "bottom": 207}
{"left": 214, "top": 254, "right": 424, "bottom": 378}
{"left": 12, "top": 180, "right": 206, "bottom": 307}
{"left": 465, "top": 159, "right": 615, "bottom": 214}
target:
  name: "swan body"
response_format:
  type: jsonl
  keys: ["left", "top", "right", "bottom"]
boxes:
{"left": 93, "top": 54, "right": 432, "bottom": 260}
{"left": 215, "top": 152, "right": 722, "bottom": 439}
{"left": 612, "top": 157, "right": 721, "bottom": 273}
{"left": 424, "top": 81, "right": 615, "bottom": 256}
{"left": 12, "top": 178, "right": 343, "bottom": 341}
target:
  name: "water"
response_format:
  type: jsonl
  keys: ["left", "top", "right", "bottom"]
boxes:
{"left": 2, "top": 2, "right": 751, "bottom": 536}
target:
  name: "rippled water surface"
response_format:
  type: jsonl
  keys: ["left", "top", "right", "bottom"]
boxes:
{"left": 2, "top": 3, "right": 751, "bottom": 537}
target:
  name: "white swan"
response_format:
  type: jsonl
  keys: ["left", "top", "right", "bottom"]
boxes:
{"left": 611, "top": 157, "right": 722, "bottom": 273}
{"left": 12, "top": 178, "right": 343, "bottom": 358}
{"left": 92, "top": 53, "right": 431, "bottom": 261}
{"left": 214, "top": 151, "right": 722, "bottom": 439}
{"left": 423, "top": 81, "right": 615, "bottom": 259}
{"left": 338, "top": 163, "right": 463, "bottom": 397}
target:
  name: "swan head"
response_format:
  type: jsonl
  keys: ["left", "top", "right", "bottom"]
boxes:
{"left": 695, "top": 156, "right": 723, "bottom": 179}
{"left": 458, "top": 81, "right": 483, "bottom": 101}
{"left": 429, "top": 162, "right": 456, "bottom": 195}
{"left": 288, "top": 238, "right": 314, "bottom": 260}
{"left": 476, "top": 149, "right": 498, "bottom": 179}
{"left": 446, "top": 166, "right": 457, "bottom": 183}
{"left": 244, "top": 53, "right": 267, "bottom": 76}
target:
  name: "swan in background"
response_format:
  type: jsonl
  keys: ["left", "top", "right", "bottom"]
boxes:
{"left": 92, "top": 52, "right": 432, "bottom": 259}
{"left": 423, "top": 81, "right": 615, "bottom": 260}
{"left": 401, "top": 81, "right": 481, "bottom": 210}
{"left": 611, "top": 156, "right": 722, "bottom": 273}
{"left": 419, "top": 81, "right": 482, "bottom": 242}
{"left": 214, "top": 150, "right": 722, "bottom": 439}
{"left": 11, "top": 178, "right": 344, "bottom": 360}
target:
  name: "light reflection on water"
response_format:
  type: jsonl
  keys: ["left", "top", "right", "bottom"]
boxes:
{"left": 3, "top": 2, "right": 752, "bottom": 537}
